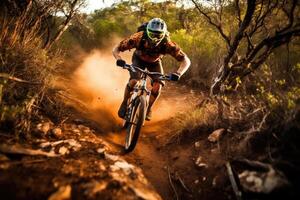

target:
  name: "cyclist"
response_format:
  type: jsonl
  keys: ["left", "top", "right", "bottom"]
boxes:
{"left": 112, "top": 18, "right": 191, "bottom": 121}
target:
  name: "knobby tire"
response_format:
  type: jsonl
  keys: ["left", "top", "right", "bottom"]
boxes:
{"left": 125, "top": 95, "right": 147, "bottom": 152}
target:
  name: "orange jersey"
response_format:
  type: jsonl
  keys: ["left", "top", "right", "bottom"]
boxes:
{"left": 117, "top": 31, "right": 185, "bottom": 63}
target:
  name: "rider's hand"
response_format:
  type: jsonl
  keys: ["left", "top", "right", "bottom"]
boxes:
{"left": 170, "top": 72, "right": 181, "bottom": 81}
{"left": 116, "top": 59, "right": 126, "bottom": 67}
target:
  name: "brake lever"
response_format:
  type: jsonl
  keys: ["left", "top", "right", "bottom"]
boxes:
{"left": 123, "top": 64, "right": 136, "bottom": 73}
{"left": 158, "top": 74, "right": 171, "bottom": 81}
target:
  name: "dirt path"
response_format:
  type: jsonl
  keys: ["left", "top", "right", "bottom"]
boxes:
{"left": 0, "top": 80, "right": 234, "bottom": 200}
{"left": 99, "top": 83, "right": 203, "bottom": 200}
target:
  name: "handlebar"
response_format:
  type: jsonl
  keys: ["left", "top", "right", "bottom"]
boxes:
{"left": 122, "top": 64, "right": 172, "bottom": 81}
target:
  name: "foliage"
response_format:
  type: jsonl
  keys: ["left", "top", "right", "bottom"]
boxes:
{"left": 1, "top": 0, "right": 299, "bottom": 138}
{"left": 0, "top": 0, "right": 79, "bottom": 137}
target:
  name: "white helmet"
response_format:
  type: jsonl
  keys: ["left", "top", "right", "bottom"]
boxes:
{"left": 146, "top": 18, "right": 167, "bottom": 44}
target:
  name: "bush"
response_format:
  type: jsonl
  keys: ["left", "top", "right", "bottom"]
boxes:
{"left": 0, "top": 13, "right": 60, "bottom": 138}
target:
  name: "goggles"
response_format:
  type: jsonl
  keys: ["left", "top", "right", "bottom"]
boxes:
{"left": 147, "top": 30, "right": 164, "bottom": 42}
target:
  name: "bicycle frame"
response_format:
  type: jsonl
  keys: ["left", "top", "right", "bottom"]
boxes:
{"left": 120, "top": 63, "right": 172, "bottom": 152}
{"left": 125, "top": 72, "right": 151, "bottom": 122}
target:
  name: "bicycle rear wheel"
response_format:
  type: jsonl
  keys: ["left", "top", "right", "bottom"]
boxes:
{"left": 124, "top": 95, "right": 147, "bottom": 152}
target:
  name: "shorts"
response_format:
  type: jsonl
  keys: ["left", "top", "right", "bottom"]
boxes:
{"left": 130, "top": 52, "right": 165, "bottom": 86}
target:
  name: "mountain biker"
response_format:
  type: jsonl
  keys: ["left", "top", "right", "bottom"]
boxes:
{"left": 112, "top": 18, "right": 191, "bottom": 121}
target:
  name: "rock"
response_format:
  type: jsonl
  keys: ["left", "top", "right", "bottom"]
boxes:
{"left": 238, "top": 168, "right": 290, "bottom": 194}
{"left": 40, "top": 139, "right": 81, "bottom": 152}
{"left": 83, "top": 181, "right": 108, "bottom": 198}
{"left": 195, "top": 156, "right": 208, "bottom": 169}
{"left": 83, "top": 128, "right": 90, "bottom": 134}
{"left": 0, "top": 153, "right": 10, "bottom": 170}
{"left": 72, "top": 128, "right": 81, "bottom": 135}
{"left": 110, "top": 168, "right": 162, "bottom": 200}
{"left": 52, "top": 128, "right": 62, "bottom": 138}
{"left": 41, "top": 122, "right": 51, "bottom": 134}
{"left": 40, "top": 142, "right": 51, "bottom": 148}
{"left": 48, "top": 185, "right": 71, "bottom": 200}
{"left": 35, "top": 122, "right": 53, "bottom": 137}
{"left": 212, "top": 176, "right": 219, "bottom": 187}
{"left": 110, "top": 160, "right": 135, "bottom": 176}
{"left": 77, "top": 125, "right": 91, "bottom": 133}
{"left": 194, "top": 141, "right": 201, "bottom": 148}
{"left": 99, "top": 163, "right": 106, "bottom": 171}
{"left": 58, "top": 146, "right": 69, "bottom": 155}
{"left": 66, "top": 139, "right": 81, "bottom": 150}
{"left": 97, "top": 148, "right": 106, "bottom": 154}
{"left": 105, "top": 153, "right": 119, "bottom": 161}
{"left": 208, "top": 128, "right": 226, "bottom": 143}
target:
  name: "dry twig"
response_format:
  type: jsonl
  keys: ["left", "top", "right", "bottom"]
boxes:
{"left": 167, "top": 166, "right": 179, "bottom": 200}
{"left": 226, "top": 162, "right": 242, "bottom": 200}
{"left": 175, "top": 171, "right": 191, "bottom": 193}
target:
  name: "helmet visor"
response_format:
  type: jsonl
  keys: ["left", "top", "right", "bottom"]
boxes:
{"left": 147, "top": 30, "right": 164, "bottom": 41}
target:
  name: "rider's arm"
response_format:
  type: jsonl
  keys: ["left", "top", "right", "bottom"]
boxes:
{"left": 165, "top": 41, "right": 191, "bottom": 76}
{"left": 112, "top": 32, "right": 143, "bottom": 60}
{"left": 177, "top": 55, "right": 191, "bottom": 76}
{"left": 112, "top": 45, "right": 122, "bottom": 60}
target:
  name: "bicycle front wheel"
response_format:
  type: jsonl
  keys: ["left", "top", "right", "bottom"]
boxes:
{"left": 125, "top": 95, "right": 147, "bottom": 152}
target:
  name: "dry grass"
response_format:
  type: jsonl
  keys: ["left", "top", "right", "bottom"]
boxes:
{"left": 166, "top": 100, "right": 218, "bottom": 143}
{"left": 0, "top": 10, "right": 61, "bottom": 138}
{"left": 166, "top": 94, "right": 275, "bottom": 144}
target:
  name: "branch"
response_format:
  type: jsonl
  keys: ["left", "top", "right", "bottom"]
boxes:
{"left": 248, "top": 0, "right": 277, "bottom": 38}
{"left": 245, "top": 32, "right": 254, "bottom": 57}
{"left": 235, "top": 0, "right": 242, "bottom": 26}
{"left": 278, "top": 0, "right": 297, "bottom": 34}
{"left": 247, "top": 28, "right": 300, "bottom": 65}
{"left": 0, "top": 72, "right": 37, "bottom": 84}
{"left": 224, "top": 0, "right": 257, "bottom": 65}
{"left": 191, "top": 0, "right": 230, "bottom": 47}
{"left": 226, "top": 162, "right": 242, "bottom": 200}
{"left": 236, "top": 28, "right": 300, "bottom": 81}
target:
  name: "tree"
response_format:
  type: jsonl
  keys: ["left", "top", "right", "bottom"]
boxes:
{"left": 191, "top": 0, "right": 300, "bottom": 95}
{"left": 0, "top": 0, "right": 86, "bottom": 49}
{"left": 43, "top": 0, "right": 86, "bottom": 49}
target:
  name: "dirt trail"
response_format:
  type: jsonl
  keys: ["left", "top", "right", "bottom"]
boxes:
{"left": 84, "top": 83, "right": 202, "bottom": 200}
{"left": 62, "top": 50, "right": 210, "bottom": 199}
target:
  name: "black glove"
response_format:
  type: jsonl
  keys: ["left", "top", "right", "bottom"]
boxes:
{"left": 170, "top": 72, "right": 181, "bottom": 81}
{"left": 116, "top": 59, "right": 126, "bottom": 67}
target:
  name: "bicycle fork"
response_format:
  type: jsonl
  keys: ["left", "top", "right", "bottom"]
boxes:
{"left": 125, "top": 78, "right": 151, "bottom": 122}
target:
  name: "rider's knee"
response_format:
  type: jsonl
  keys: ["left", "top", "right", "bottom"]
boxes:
{"left": 128, "top": 79, "right": 138, "bottom": 89}
{"left": 151, "top": 82, "right": 162, "bottom": 96}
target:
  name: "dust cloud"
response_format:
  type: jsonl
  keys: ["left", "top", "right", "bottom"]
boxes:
{"left": 70, "top": 48, "right": 189, "bottom": 132}
{"left": 72, "top": 50, "right": 131, "bottom": 130}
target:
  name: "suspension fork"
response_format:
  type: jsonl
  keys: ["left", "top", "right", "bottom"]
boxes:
{"left": 140, "top": 77, "right": 151, "bottom": 107}
{"left": 126, "top": 77, "right": 151, "bottom": 120}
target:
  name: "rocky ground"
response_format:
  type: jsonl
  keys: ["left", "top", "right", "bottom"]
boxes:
{"left": 0, "top": 121, "right": 161, "bottom": 200}
{"left": 0, "top": 83, "right": 297, "bottom": 200}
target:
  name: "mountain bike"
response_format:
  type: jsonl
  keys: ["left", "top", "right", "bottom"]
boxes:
{"left": 120, "top": 64, "right": 172, "bottom": 152}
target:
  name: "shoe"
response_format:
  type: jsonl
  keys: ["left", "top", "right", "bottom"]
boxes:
{"left": 145, "top": 109, "right": 152, "bottom": 121}
{"left": 118, "top": 102, "right": 127, "bottom": 119}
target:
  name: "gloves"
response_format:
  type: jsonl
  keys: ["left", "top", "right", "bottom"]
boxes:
{"left": 116, "top": 59, "right": 126, "bottom": 67}
{"left": 170, "top": 72, "right": 181, "bottom": 81}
